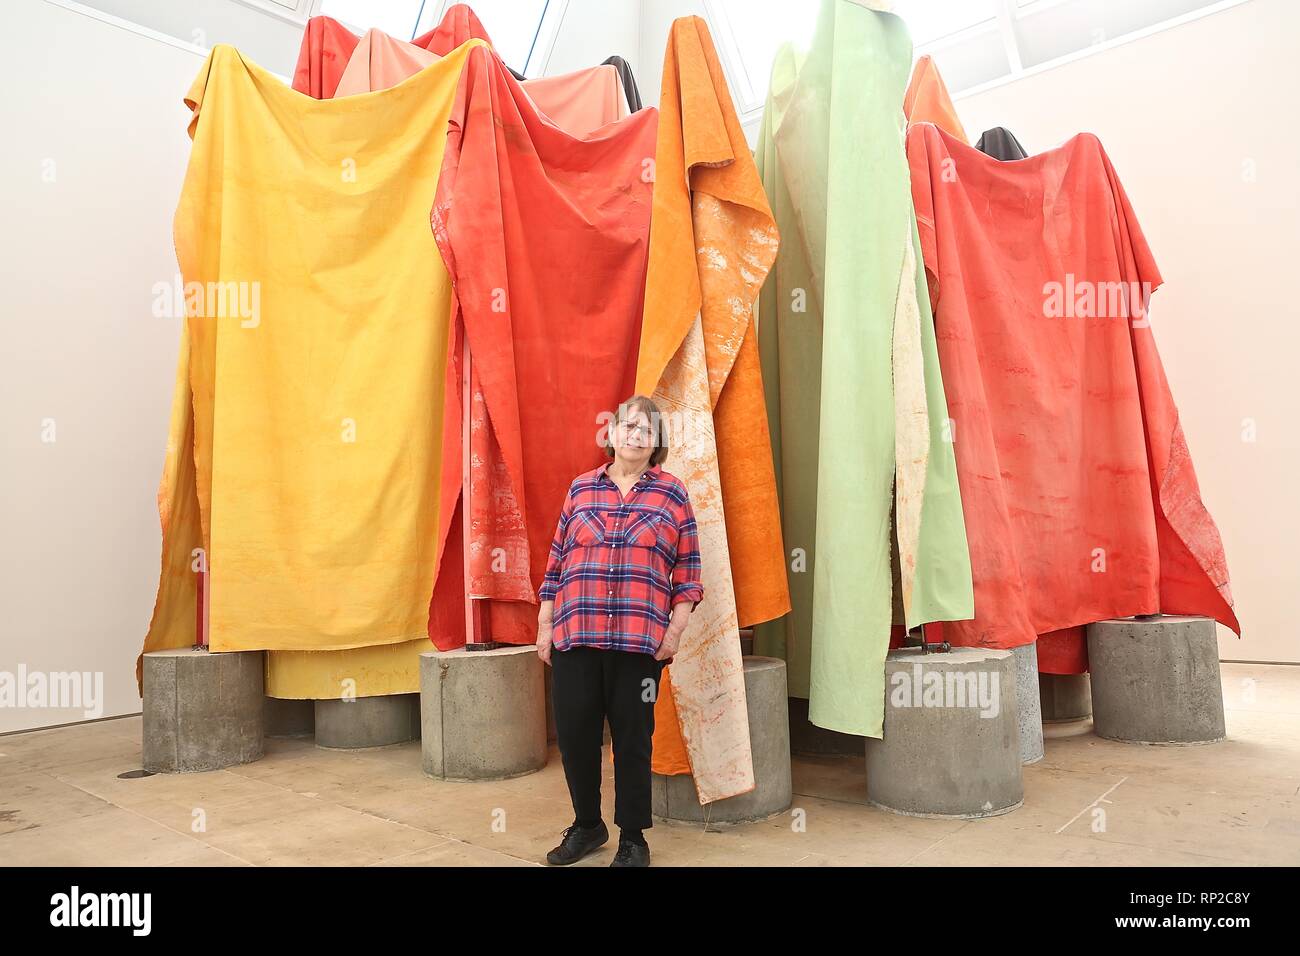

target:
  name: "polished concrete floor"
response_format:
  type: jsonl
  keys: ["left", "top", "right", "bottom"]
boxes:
{"left": 1, "top": 662, "right": 1297, "bottom": 866}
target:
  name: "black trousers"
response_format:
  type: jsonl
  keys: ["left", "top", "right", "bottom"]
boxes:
{"left": 551, "top": 646, "right": 666, "bottom": 832}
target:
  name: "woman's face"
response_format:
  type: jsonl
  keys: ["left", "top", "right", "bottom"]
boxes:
{"left": 613, "top": 409, "right": 655, "bottom": 468}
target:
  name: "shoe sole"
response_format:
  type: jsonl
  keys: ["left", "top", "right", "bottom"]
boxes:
{"left": 545, "top": 835, "right": 609, "bottom": 866}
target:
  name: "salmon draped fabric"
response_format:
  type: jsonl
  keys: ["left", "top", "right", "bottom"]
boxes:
{"left": 334, "top": 29, "right": 439, "bottom": 96}
{"left": 140, "top": 43, "right": 480, "bottom": 686}
{"left": 521, "top": 64, "right": 629, "bottom": 135}
{"left": 752, "top": 1, "right": 974, "bottom": 737}
{"left": 426, "top": 44, "right": 658, "bottom": 658}
{"left": 334, "top": 29, "right": 628, "bottom": 136}
{"left": 906, "top": 123, "right": 1239, "bottom": 668}
{"left": 903, "top": 54, "right": 968, "bottom": 144}
{"left": 635, "top": 16, "right": 787, "bottom": 800}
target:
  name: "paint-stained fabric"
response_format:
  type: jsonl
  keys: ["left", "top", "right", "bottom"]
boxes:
{"left": 752, "top": 1, "right": 973, "bottom": 737}
{"left": 635, "top": 16, "right": 791, "bottom": 799}
{"left": 140, "top": 43, "right": 478, "bottom": 687}
{"left": 426, "top": 44, "right": 658, "bottom": 662}
{"left": 904, "top": 54, "right": 967, "bottom": 144}
{"left": 906, "top": 122, "right": 1239, "bottom": 668}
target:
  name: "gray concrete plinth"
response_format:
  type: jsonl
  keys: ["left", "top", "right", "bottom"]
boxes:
{"left": 421, "top": 646, "right": 546, "bottom": 780}
{"left": 315, "top": 694, "right": 419, "bottom": 749}
{"left": 1013, "top": 643, "right": 1045, "bottom": 764}
{"left": 652, "top": 656, "right": 792, "bottom": 824}
{"left": 264, "top": 697, "right": 314, "bottom": 738}
{"left": 142, "top": 648, "right": 264, "bottom": 773}
{"left": 1039, "top": 672, "right": 1092, "bottom": 721}
{"left": 1087, "top": 616, "right": 1225, "bottom": 745}
{"left": 866, "top": 647, "right": 1022, "bottom": 818}
{"left": 788, "top": 695, "right": 865, "bottom": 756}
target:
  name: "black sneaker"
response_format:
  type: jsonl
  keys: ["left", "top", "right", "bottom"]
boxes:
{"left": 609, "top": 839, "right": 650, "bottom": 867}
{"left": 545, "top": 822, "right": 609, "bottom": 866}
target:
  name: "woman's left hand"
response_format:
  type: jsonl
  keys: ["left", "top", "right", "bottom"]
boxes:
{"left": 653, "top": 630, "right": 679, "bottom": 662}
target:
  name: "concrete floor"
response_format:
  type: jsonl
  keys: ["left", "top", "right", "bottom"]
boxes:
{"left": 1, "top": 662, "right": 1297, "bottom": 866}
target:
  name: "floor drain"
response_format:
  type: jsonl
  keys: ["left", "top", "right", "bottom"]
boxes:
{"left": 117, "top": 769, "right": 155, "bottom": 779}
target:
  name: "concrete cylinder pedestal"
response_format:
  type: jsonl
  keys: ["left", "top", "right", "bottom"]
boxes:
{"left": 1087, "top": 616, "right": 1225, "bottom": 744}
{"left": 315, "top": 694, "right": 419, "bottom": 749}
{"left": 1039, "top": 672, "right": 1093, "bottom": 739}
{"left": 264, "top": 697, "right": 314, "bottom": 738}
{"left": 1040, "top": 672, "right": 1092, "bottom": 721}
{"left": 866, "top": 647, "right": 1022, "bottom": 818}
{"left": 652, "top": 656, "right": 792, "bottom": 824}
{"left": 1012, "top": 643, "right": 1045, "bottom": 764}
{"left": 420, "top": 646, "right": 546, "bottom": 780}
{"left": 142, "top": 649, "right": 264, "bottom": 773}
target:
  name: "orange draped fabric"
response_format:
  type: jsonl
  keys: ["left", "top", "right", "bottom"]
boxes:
{"left": 637, "top": 16, "right": 785, "bottom": 790}
{"left": 637, "top": 18, "right": 789, "bottom": 633}
{"left": 428, "top": 44, "right": 658, "bottom": 652}
{"left": 906, "top": 123, "right": 1239, "bottom": 670}
{"left": 904, "top": 54, "right": 968, "bottom": 144}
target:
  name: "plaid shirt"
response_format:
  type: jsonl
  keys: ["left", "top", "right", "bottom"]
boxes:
{"left": 538, "top": 462, "right": 704, "bottom": 655}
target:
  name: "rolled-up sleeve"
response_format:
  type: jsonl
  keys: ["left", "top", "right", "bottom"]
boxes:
{"left": 537, "top": 483, "right": 576, "bottom": 602}
{"left": 670, "top": 492, "right": 704, "bottom": 610}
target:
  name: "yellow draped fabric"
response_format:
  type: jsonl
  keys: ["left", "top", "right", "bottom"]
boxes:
{"left": 141, "top": 43, "right": 480, "bottom": 695}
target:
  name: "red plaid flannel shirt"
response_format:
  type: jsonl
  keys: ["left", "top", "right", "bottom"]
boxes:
{"left": 538, "top": 462, "right": 704, "bottom": 655}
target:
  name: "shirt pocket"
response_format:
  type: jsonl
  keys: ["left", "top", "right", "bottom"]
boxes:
{"left": 567, "top": 506, "right": 607, "bottom": 547}
{"left": 626, "top": 510, "right": 678, "bottom": 555}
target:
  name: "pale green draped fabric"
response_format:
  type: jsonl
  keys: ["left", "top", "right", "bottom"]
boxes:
{"left": 754, "top": 0, "right": 973, "bottom": 736}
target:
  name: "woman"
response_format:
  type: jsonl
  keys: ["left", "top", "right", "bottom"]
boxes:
{"left": 536, "top": 394, "right": 704, "bottom": 867}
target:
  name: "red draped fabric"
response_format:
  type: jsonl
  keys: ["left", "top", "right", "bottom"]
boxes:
{"left": 428, "top": 44, "right": 659, "bottom": 648}
{"left": 906, "top": 123, "right": 1239, "bottom": 672}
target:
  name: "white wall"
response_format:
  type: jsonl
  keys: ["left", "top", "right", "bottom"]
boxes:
{"left": 543, "top": 0, "right": 640, "bottom": 77}
{"left": 638, "top": 0, "right": 706, "bottom": 108}
{"left": 0, "top": 0, "right": 206, "bottom": 732}
{"left": 79, "top": 0, "right": 303, "bottom": 75}
{"left": 955, "top": 0, "right": 1298, "bottom": 664}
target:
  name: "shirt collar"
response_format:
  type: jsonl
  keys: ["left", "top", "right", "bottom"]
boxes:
{"left": 599, "top": 461, "right": 659, "bottom": 485}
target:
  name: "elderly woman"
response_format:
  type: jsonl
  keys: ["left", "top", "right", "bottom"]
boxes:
{"left": 536, "top": 394, "right": 704, "bottom": 867}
